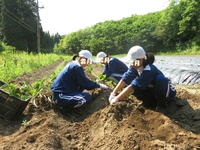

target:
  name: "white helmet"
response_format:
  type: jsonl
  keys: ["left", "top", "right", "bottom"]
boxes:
{"left": 96, "top": 52, "right": 107, "bottom": 63}
{"left": 125, "top": 46, "right": 146, "bottom": 63}
{"left": 79, "top": 50, "right": 96, "bottom": 63}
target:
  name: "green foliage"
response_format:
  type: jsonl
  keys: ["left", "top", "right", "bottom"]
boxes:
{"left": 52, "top": 0, "right": 200, "bottom": 55}
{"left": 0, "top": 51, "right": 70, "bottom": 104}
{"left": 97, "top": 73, "right": 117, "bottom": 89}
{"left": 0, "top": 52, "right": 65, "bottom": 82}
{"left": 0, "top": 42, "right": 16, "bottom": 53}
{"left": 30, "top": 78, "right": 52, "bottom": 99}
{"left": 0, "top": 41, "right": 3, "bottom": 52}
{"left": 42, "top": 32, "right": 62, "bottom": 53}
{"left": 98, "top": 73, "right": 107, "bottom": 81}
{"left": 0, "top": 58, "right": 67, "bottom": 101}
{"left": 85, "top": 65, "right": 93, "bottom": 72}
{"left": 2, "top": 83, "right": 31, "bottom": 100}
{"left": 0, "top": 0, "right": 62, "bottom": 53}
{"left": 178, "top": 0, "right": 200, "bottom": 40}
{"left": 1, "top": 0, "right": 200, "bottom": 55}
{"left": 0, "top": 0, "right": 37, "bottom": 51}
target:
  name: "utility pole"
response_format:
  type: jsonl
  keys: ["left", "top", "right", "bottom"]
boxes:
{"left": 36, "top": 0, "right": 44, "bottom": 53}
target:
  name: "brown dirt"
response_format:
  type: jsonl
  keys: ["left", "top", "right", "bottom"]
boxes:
{"left": 0, "top": 60, "right": 200, "bottom": 150}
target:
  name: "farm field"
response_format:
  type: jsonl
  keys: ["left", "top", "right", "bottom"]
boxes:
{"left": 0, "top": 58, "right": 200, "bottom": 150}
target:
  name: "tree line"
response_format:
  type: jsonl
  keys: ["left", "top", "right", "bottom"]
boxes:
{"left": 1, "top": 0, "right": 200, "bottom": 55}
{"left": 54, "top": 0, "right": 200, "bottom": 55}
{"left": 0, "top": 0, "right": 61, "bottom": 53}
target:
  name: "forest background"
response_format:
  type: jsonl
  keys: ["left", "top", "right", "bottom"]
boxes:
{"left": 0, "top": 0, "right": 200, "bottom": 55}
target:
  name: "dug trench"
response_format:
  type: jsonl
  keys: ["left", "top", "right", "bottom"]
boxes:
{"left": 0, "top": 59, "right": 200, "bottom": 150}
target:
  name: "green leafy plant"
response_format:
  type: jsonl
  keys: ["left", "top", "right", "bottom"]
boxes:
{"left": 97, "top": 73, "right": 117, "bottom": 89}
{"left": 85, "top": 65, "right": 93, "bottom": 72}
{"left": 2, "top": 83, "right": 31, "bottom": 100}
{"left": 98, "top": 73, "right": 107, "bottom": 81}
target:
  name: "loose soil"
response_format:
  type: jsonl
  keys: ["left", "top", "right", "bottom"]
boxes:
{"left": 0, "top": 59, "right": 200, "bottom": 150}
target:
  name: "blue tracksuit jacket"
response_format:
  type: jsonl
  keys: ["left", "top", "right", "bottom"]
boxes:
{"left": 103, "top": 58, "right": 128, "bottom": 78}
{"left": 51, "top": 60, "right": 100, "bottom": 94}
{"left": 122, "top": 64, "right": 176, "bottom": 98}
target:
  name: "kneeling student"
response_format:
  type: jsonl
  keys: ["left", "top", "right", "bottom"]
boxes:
{"left": 96, "top": 51, "right": 128, "bottom": 83}
{"left": 51, "top": 50, "right": 109, "bottom": 108}
{"left": 109, "top": 46, "right": 176, "bottom": 114}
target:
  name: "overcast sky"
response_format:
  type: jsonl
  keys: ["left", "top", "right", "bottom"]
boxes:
{"left": 38, "top": 0, "right": 169, "bottom": 35}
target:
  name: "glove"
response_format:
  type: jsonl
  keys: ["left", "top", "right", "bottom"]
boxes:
{"left": 109, "top": 92, "right": 116, "bottom": 103}
{"left": 99, "top": 83, "right": 109, "bottom": 89}
{"left": 96, "top": 79, "right": 100, "bottom": 83}
{"left": 110, "top": 97, "right": 119, "bottom": 105}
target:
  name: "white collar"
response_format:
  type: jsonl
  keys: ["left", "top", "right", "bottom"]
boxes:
{"left": 137, "top": 66, "right": 144, "bottom": 75}
{"left": 73, "top": 60, "right": 81, "bottom": 66}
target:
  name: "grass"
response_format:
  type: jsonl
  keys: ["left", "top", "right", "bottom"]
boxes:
{"left": 0, "top": 51, "right": 71, "bottom": 82}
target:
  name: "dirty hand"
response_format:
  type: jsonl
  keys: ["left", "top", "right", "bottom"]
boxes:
{"left": 110, "top": 97, "right": 119, "bottom": 105}
{"left": 109, "top": 92, "right": 116, "bottom": 103}
{"left": 99, "top": 83, "right": 109, "bottom": 89}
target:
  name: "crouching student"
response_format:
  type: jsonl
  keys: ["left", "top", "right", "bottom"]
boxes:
{"left": 108, "top": 46, "right": 176, "bottom": 114}
{"left": 51, "top": 50, "right": 109, "bottom": 108}
{"left": 96, "top": 51, "right": 128, "bottom": 83}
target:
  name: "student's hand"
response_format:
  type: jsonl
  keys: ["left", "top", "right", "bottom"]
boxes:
{"left": 110, "top": 97, "right": 119, "bottom": 105}
{"left": 99, "top": 83, "right": 109, "bottom": 89}
{"left": 109, "top": 92, "right": 116, "bottom": 103}
{"left": 96, "top": 79, "right": 100, "bottom": 83}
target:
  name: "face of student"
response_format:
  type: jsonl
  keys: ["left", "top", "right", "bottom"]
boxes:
{"left": 129, "top": 59, "right": 143, "bottom": 69}
{"left": 99, "top": 57, "right": 110, "bottom": 64}
{"left": 79, "top": 57, "right": 92, "bottom": 67}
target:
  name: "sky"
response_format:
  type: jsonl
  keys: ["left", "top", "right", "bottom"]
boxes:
{"left": 38, "top": 0, "right": 169, "bottom": 35}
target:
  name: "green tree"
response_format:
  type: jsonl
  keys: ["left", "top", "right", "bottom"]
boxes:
{"left": 0, "top": 0, "right": 37, "bottom": 52}
{"left": 178, "top": 0, "right": 200, "bottom": 44}
{"left": 52, "top": 0, "right": 200, "bottom": 55}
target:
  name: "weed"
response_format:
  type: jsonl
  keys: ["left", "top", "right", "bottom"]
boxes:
{"left": 22, "top": 120, "right": 28, "bottom": 126}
